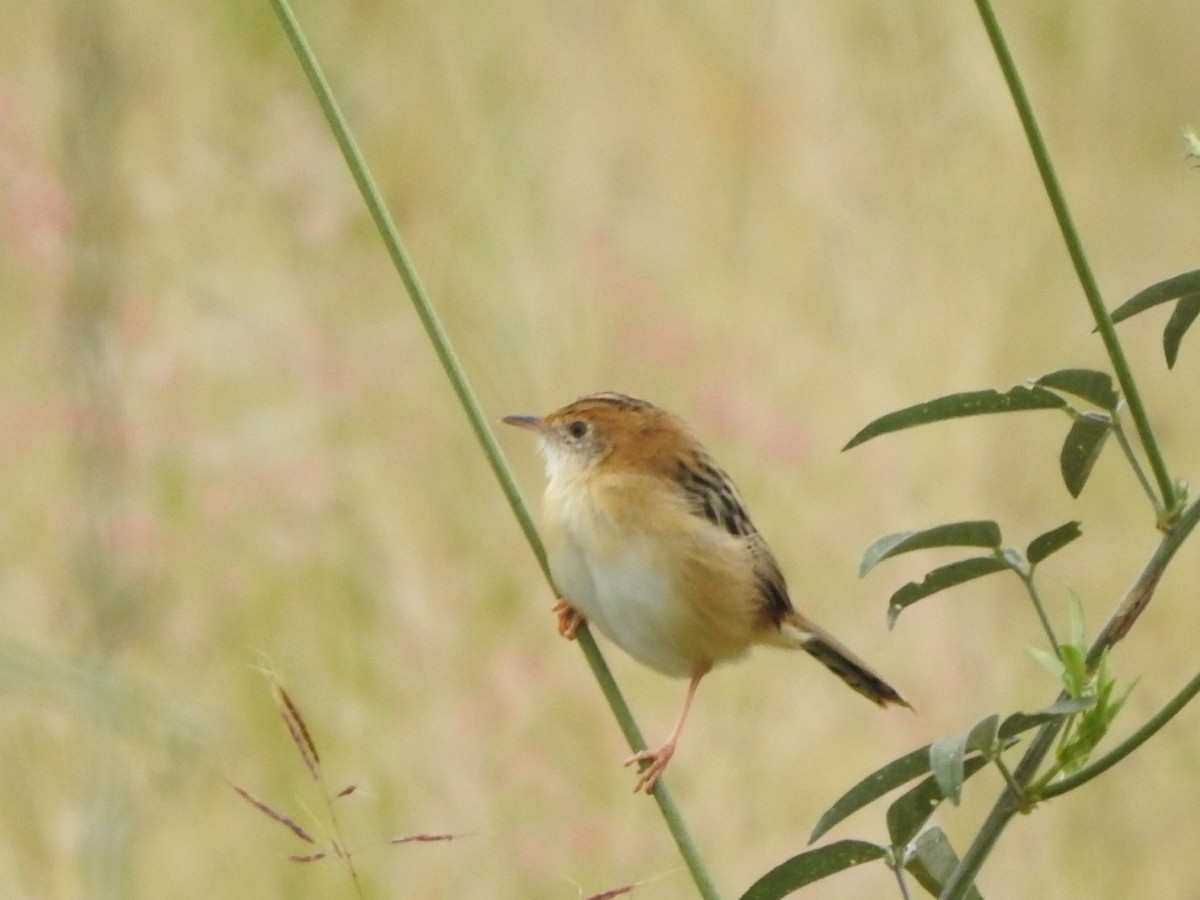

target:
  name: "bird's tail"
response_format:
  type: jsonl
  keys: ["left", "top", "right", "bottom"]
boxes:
{"left": 774, "top": 612, "right": 912, "bottom": 710}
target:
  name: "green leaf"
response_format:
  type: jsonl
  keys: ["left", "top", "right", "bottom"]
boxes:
{"left": 1110, "top": 269, "right": 1200, "bottom": 324}
{"left": 810, "top": 745, "right": 936, "bottom": 843}
{"left": 886, "top": 755, "right": 989, "bottom": 847}
{"left": 1164, "top": 292, "right": 1200, "bottom": 369}
{"left": 1026, "top": 521, "right": 1082, "bottom": 565}
{"left": 1035, "top": 368, "right": 1118, "bottom": 410}
{"left": 1060, "top": 643, "right": 1088, "bottom": 698}
{"left": 999, "top": 697, "right": 1095, "bottom": 739}
{"left": 965, "top": 714, "right": 1001, "bottom": 757}
{"left": 812, "top": 702, "right": 1081, "bottom": 847}
{"left": 887, "top": 557, "right": 1010, "bottom": 628}
{"left": 738, "top": 840, "right": 888, "bottom": 900}
{"left": 929, "top": 734, "right": 968, "bottom": 806}
{"left": 844, "top": 386, "right": 1067, "bottom": 450}
{"left": 1068, "top": 592, "right": 1086, "bottom": 647}
{"left": 906, "top": 828, "right": 985, "bottom": 900}
{"left": 1059, "top": 413, "right": 1111, "bottom": 497}
{"left": 859, "top": 521, "right": 1003, "bottom": 577}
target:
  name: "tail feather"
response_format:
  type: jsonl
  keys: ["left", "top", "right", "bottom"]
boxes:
{"left": 775, "top": 614, "right": 911, "bottom": 710}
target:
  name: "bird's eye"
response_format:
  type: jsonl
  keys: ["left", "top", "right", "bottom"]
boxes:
{"left": 566, "top": 419, "right": 590, "bottom": 439}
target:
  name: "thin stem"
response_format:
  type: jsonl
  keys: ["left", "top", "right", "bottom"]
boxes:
{"left": 991, "top": 756, "right": 1024, "bottom": 805}
{"left": 1019, "top": 571, "right": 1060, "bottom": 657}
{"left": 1109, "top": 411, "right": 1159, "bottom": 512}
{"left": 266, "top": 3, "right": 720, "bottom": 897}
{"left": 267, "top": 0, "right": 543, "bottom": 578}
{"left": 1092, "top": 496, "right": 1200, "bottom": 656}
{"left": 1038, "top": 666, "right": 1200, "bottom": 801}
{"left": 891, "top": 859, "right": 913, "bottom": 900}
{"left": 974, "top": 0, "right": 1176, "bottom": 512}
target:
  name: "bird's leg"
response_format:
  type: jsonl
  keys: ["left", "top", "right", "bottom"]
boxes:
{"left": 551, "top": 599, "right": 584, "bottom": 640}
{"left": 625, "top": 664, "right": 710, "bottom": 794}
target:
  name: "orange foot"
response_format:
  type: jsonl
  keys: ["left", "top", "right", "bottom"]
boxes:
{"left": 551, "top": 599, "right": 584, "bottom": 640}
{"left": 624, "top": 742, "right": 676, "bottom": 794}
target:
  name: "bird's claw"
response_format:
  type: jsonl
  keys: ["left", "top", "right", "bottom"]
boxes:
{"left": 551, "top": 599, "right": 583, "bottom": 640}
{"left": 624, "top": 744, "right": 675, "bottom": 794}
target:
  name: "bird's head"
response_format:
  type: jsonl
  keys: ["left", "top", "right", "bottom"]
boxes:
{"left": 503, "top": 392, "right": 680, "bottom": 482}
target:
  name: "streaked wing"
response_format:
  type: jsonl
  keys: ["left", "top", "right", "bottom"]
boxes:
{"left": 675, "top": 453, "right": 794, "bottom": 620}
{"left": 675, "top": 454, "right": 755, "bottom": 538}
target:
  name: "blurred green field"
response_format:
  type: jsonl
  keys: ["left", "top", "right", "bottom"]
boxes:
{"left": 3, "top": 2, "right": 1200, "bottom": 897}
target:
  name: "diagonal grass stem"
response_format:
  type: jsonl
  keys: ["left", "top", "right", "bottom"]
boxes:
{"left": 266, "top": 2, "right": 719, "bottom": 896}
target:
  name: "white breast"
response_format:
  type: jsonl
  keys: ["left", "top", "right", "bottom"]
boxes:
{"left": 551, "top": 529, "right": 699, "bottom": 677}
{"left": 542, "top": 468, "right": 759, "bottom": 678}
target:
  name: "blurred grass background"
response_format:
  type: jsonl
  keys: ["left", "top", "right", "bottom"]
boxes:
{"left": 2, "top": 1, "right": 1199, "bottom": 897}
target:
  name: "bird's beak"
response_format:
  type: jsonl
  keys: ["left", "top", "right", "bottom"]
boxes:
{"left": 502, "top": 414, "right": 548, "bottom": 434}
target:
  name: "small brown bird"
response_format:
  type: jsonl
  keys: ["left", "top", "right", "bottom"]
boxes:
{"left": 504, "top": 392, "right": 909, "bottom": 793}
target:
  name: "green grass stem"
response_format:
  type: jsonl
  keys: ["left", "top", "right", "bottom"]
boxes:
{"left": 266, "top": 2, "right": 720, "bottom": 896}
{"left": 974, "top": 0, "right": 1177, "bottom": 515}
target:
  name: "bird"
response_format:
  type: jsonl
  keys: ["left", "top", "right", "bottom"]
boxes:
{"left": 503, "top": 392, "right": 909, "bottom": 793}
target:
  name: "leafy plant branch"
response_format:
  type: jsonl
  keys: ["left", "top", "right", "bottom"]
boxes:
{"left": 756, "top": 0, "right": 1200, "bottom": 890}
{"left": 940, "top": 494, "right": 1200, "bottom": 899}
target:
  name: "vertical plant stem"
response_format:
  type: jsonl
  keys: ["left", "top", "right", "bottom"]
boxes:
{"left": 974, "top": 0, "right": 1176, "bottom": 513}
{"left": 943, "top": 12, "right": 1195, "bottom": 891}
{"left": 266, "top": 3, "right": 720, "bottom": 897}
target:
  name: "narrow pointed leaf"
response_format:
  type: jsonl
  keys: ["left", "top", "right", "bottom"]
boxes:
{"left": 1164, "top": 292, "right": 1200, "bottom": 369}
{"left": 886, "top": 756, "right": 989, "bottom": 847}
{"left": 844, "top": 386, "right": 1066, "bottom": 450}
{"left": 739, "top": 840, "right": 888, "bottom": 900}
{"left": 929, "top": 734, "right": 968, "bottom": 805}
{"left": 999, "top": 697, "right": 1095, "bottom": 738}
{"left": 1110, "top": 269, "right": 1200, "bottom": 323}
{"left": 812, "top": 718, "right": 1021, "bottom": 846}
{"left": 965, "top": 714, "right": 1001, "bottom": 758}
{"left": 1069, "top": 592, "right": 1086, "bottom": 647}
{"left": 1059, "top": 413, "right": 1111, "bottom": 497}
{"left": 859, "top": 521, "right": 1002, "bottom": 577}
{"left": 906, "top": 828, "right": 985, "bottom": 900}
{"left": 1026, "top": 521, "right": 1082, "bottom": 565}
{"left": 1035, "top": 369, "right": 1118, "bottom": 410}
{"left": 887, "top": 557, "right": 1010, "bottom": 627}
{"left": 810, "top": 745, "right": 935, "bottom": 843}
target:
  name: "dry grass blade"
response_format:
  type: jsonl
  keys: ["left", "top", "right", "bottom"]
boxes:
{"left": 390, "top": 832, "right": 458, "bottom": 845}
{"left": 275, "top": 685, "right": 321, "bottom": 777}
{"left": 289, "top": 852, "right": 329, "bottom": 863}
{"left": 585, "top": 887, "right": 635, "bottom": 900}
{"left": 230, "top": 783, "right": 316, "bottom": 844}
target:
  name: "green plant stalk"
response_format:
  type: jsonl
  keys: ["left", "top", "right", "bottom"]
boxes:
{"left": 1016, "top": 570, "right": 1059, "bottom": 657}
{"left": 974, "top": 0, "right": 1176, "bottom": 514}
{"left": 266, "top": 3, "right": 720, "bottom": 897}
{"left": 940, "top": 496, "right": 1200, "bottom": 899}
{"left": 1037, "top": 665, "right": 1200, "bottom": 800}
{"left": 1110, "top": 410, "right": 1160, "bottom": 512}
{"left": 890, "top": 859, "right": 913, "bottom": 900}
